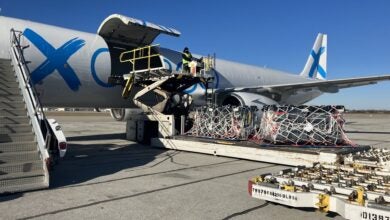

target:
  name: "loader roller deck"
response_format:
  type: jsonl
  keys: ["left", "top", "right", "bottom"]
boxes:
{"left": 173, "top": 135, "right": 369, "bottom": 154}
{"left": 151, "top": 136, "right": 371, "bottom": 167}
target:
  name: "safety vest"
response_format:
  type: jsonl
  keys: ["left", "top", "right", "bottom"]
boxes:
{"left": 182, "top": 52, "right": 191, "bottom": 65}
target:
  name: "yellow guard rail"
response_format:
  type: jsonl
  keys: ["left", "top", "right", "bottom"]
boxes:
{"left": 119, "top": 44, "right": 160, "bottom": 73}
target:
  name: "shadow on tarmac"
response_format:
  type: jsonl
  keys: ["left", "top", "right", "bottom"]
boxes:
{"left": 67, "top": 133, "right": 127, "bottom": 141}
{"left": 50, "top": 133, "right": 165, "bottom": 188}
{"left": 0, "top": 193, "right": 22, "bottom": 202}
{"left": 346, "top": 130, "right": 390, "bottom": 134}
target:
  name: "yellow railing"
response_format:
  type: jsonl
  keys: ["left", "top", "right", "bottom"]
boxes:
{"left": 119, "top": 44, "right": 161, "bottom": 73}
{"left": 122, "top": 72, "right": 135, "bottom": 98}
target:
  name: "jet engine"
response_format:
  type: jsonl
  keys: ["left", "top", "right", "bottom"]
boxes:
{"left": 219, "top": 92, "right": 279, "bottom": 109}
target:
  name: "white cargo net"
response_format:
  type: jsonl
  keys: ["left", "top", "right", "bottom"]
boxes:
{"left": 186, "top": 105, "right": 259, "bottom": 140}
{"left": 187, "top": 105, "right": 353, "bottom": 146}
{"left": 260, "top": 105, "right": 353, "bottom": 146}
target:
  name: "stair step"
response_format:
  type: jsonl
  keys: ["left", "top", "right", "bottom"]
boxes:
{"left": 0, "top": 69, "right": 15, "bottom": 75}
{"left": 0, "top": 61, "right": 48, "bottom": 193}
{"left": 0, "top": 169, "right": 44, "bottom": 180}
{"left": 0, "top": 73, "right": 18, "bottom": 84}
{"left": 0, "top": 67, "right": 15, "bottom": 73}
{"left": 0, "top": 123, "right": 33, "bottom": 134}
{"left": 0, "top": 79, "right": 17, "bottom": 84}
{"left": 0, "top": 171, "right": 47, "bottom": 194}
{"left": 0, "top": 95, "right": 23, "bottom": 102}
{"left": 0, "top": 101, "right": 25, "bottom": 109}
{"left": 0, "top": 81, "right": 19, "bottom": 88}
{"left": 0, "top": 70, "right": 12, "bottom": 74}
{"left": 0, "top": 62, "right": 13, "bottom": 67}
{"left": 0, "top": 116, "right": 30, "bottom": 125}
{"left": 0, "top": 79, "right": 17, "bottom": 85}
{"left": 0, "top": 108, "right": 27, "bottom": 117}
{"left": 0, "top": 79, "right": 18, "bottom": 85}
{"left": 0, "top": 161, "right": 43, "bottom": 176}
{"left": 0, "top": 151, "right": 40, "bottom": 163}
{"left": 0, "top": 133, "right": 35, "bottom": 143}
{"left": 0, "top": 66, "right": 13, "bottom": 72}
{"left": 0, "top": 180, "right": 48, "bottom": 194}
{"left": 0, "top": 64, "right": 15, "bottom": 71}
{"left": 0, "top": 59, "right": 12, "bottom": 65}
{"left": 0, "top": 101, "right": 25, "bottom": 108}
{"left": 0, "top": 87, "right": 20, "bottom": 95}
{"left": 0, "top": 100, "right": 26, "bottom": 110}
{"left": 0, "top": 141, "right": 37, "bottom": 153}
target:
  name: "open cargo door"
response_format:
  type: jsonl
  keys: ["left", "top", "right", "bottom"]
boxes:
{"left": 97, "top": 14, "right": 181, "bottom": 47}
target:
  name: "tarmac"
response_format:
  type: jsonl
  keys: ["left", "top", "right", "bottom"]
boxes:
{"left": 0, "top": 112, "right": 389, "bottom": 220}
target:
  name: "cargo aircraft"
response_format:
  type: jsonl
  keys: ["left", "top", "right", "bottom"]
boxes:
{"left": 0, "top": 14, "right": 389, "bottom": 120}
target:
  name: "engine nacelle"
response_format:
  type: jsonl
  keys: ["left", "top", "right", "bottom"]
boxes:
{"left": 220, "top": 92, "right": 279, "bottom": 109}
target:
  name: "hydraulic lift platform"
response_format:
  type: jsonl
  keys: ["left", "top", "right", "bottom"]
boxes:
{"left": 118, "top": 44, "right": 389, "bottom": 220}
{"left": 115, "top": 45, "right": 378, "bottom": 168}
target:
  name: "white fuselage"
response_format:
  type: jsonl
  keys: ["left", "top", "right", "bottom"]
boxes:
{"left": 0, "top": 16, "right": 321, "bottom": 108}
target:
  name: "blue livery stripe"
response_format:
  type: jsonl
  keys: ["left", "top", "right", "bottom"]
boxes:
{"left": 91, "top": 48, "right": 112, "bottom": 87}
{"left": 214, "top": 71, "right": 220, "bottom": 88}
{"left": 317, "top": 65, "right": 327, "bottom": 79}
{"left": 308, "top": 46, "right": 326, "bottom": 79}
{"left": 183, "top": 84, "right": 197, "bottom": 94}
{"left": 24, "top": 28, "right": 85, "bottom": 91}
{"left": 163, "top": 58, "right": 172, "bottom": 72}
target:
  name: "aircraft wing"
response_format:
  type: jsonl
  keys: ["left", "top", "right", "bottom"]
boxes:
{"left": 219, "top": 75, "right": 390, "bottom": 94}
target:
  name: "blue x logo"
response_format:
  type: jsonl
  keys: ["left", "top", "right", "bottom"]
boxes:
{"left": 23, "top": 28, "right": 86, "bottom": 91}
{"left": 308, "top": 46, "right": 326, "bottom": 79}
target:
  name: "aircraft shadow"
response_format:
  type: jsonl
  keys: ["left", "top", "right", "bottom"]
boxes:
{"left": 50, "top": 135, "right": 166, "bottom": 188}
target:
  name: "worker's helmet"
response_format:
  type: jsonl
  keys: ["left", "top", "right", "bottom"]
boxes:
{"left": 183, "top": 47, "right": 189, "bottom": 52}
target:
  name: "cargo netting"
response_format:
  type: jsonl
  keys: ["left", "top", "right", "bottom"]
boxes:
{"left": 186, "top": 105, "right": 260, "bottom": 140}
{"left": 186, "top": 105, "right": 353, "bottom": 146}
{"left": 260, "top": 105, "right": 352, "bottom": 145}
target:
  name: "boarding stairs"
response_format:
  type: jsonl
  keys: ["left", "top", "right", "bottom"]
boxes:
{"left": 0, "top": 30, "right": 51, "bottom": 194}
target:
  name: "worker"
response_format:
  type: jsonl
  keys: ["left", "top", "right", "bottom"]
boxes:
{"left": 182, "top": 47, "right": 193, "bottom": 73}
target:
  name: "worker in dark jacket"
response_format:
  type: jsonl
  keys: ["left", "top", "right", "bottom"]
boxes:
{"left": 182, "top": 47, "right": 193, "bottom": 73}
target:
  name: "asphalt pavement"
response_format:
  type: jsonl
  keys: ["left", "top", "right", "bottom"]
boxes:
{"left": 0, "top": 112, "right": 389, "bottom": 220}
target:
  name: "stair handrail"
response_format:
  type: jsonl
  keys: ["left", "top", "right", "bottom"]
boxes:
{"left": 9, "top": 29, "right": 50, "bottom": 161}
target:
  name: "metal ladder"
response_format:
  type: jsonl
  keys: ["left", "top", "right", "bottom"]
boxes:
{"left": 201, "top": 55, "right": 216, "bottom": 106}
{"left": 205, "top": 73, "right": 215, "bottom": 106}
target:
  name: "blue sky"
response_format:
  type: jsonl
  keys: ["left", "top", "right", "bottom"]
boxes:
{"left": 1, "top": 0, "right": 389, "bottom": 109}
